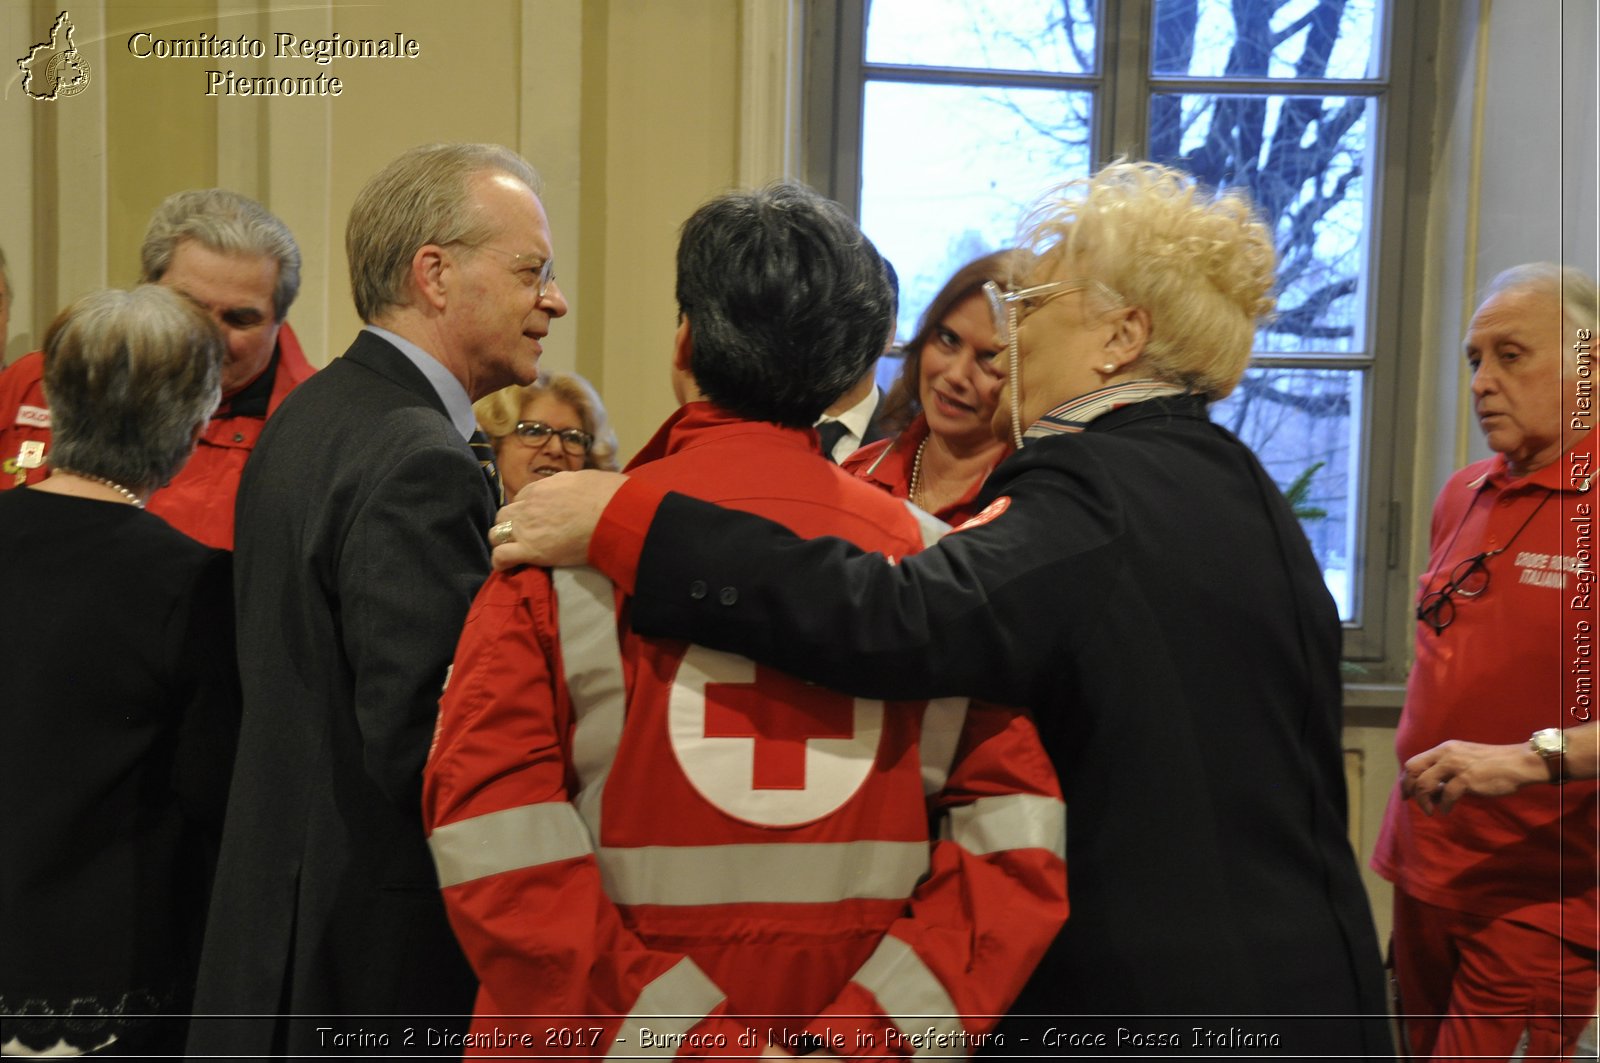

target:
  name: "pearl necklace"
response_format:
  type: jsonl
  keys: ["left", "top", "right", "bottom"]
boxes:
{"left": 55, "top": 467, "right": 146, "bottom": 508}
{"left": 908, "top": 436, "right": 929, "bottom": 508}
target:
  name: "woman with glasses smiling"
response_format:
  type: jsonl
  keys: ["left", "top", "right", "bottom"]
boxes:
{"left": 490, "top": 162, "right": 1391, "bottom": 1053}
{"left": 473, "top": 371, "right": 619, "bottom": 497}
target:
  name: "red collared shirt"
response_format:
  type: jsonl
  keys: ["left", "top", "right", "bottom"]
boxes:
{"left": 1373, "top": 440, "right": 1598, "bottom": 941}
{"left": 843, "top": 413, "right": 1010, "bottom": 527}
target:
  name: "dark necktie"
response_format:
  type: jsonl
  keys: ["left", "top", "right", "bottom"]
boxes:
{"left": 469, "top": 430, "right": 503, "bottom": 505}
{"left": 816, "top": 420, "right": 851, "bottom": 463}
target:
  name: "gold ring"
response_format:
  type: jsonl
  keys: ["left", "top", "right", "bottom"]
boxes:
{"left": 492, "top": 520, "right": 515, "bottom": 546}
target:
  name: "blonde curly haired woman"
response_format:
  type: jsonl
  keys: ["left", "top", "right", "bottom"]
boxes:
{"left": 492, "top": 161, "right": 1392, "bottom": 1054}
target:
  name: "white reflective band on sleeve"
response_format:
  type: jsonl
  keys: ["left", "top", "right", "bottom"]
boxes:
{"left": 902, "top": 498, "right": 951, "bottom": 549}
{"left": 599, "top": 840, "right": 928, "bottom": 906}
{"left": 947, "top": 793, "right": 1066, "bottom": 861}
{"left": 607, "top": 957, "right": 725, "bottom": 1060}
{"left": 553, "top": 567, "right": 628, "bottom": 836}
{"left": 853, "top": 934, "right": 964, "bottom": 1056}
{"left": 917, "top": 697, "right": 968, "bottom": 795}
{"left": 429, "top": 802, "right": 595, "bottom": 888}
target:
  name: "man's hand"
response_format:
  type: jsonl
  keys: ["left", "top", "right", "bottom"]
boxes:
{"left": 1401, "top": 739, "right": 1547, "bottom": 815}
{"left": 489, "top": 469, "right": 628, "bottom": 570}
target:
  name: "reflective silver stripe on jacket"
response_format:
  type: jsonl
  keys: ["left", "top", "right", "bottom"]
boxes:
{"left": 918, "top": 697, "right": 968, "bottom": 794}
{"left": 608, "top": 957, "right": 725, "bottom": 1060}
{"left": 854, "top": 934, "right": 964, "bottom": 1056}
{"left": 947, "top": 793, "right": 1066, "bottom": 861}
{"left": 430, "top": 802, "right": 594, "bottom": 888}
{"left": 598, "top": 840, "right": 929, "bottom": 906}
{"left": 553, "top": 566, "right": 628, "bottom": 835}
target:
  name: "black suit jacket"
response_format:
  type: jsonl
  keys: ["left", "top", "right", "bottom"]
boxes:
{"left": 624, "top": 395, "right": 1391, "bottom": 1055}
{"left": 820, "top": 386, "right": 892, "bottom": 464}
{"left": 190, "top": 331, "right": 489, "bottom": 1056}
{"left": 858, "top": 386, "right": 892, "bottom": 450}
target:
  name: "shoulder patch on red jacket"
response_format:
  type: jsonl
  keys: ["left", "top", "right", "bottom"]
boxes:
{"left": 952, "top": 495, "right": 1010, "bottom": 532}
{"left": 14, "top": 404, "right": 49, "bottom": 428}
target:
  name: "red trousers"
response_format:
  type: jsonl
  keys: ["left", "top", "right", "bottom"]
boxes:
{"left": 1392, "top": 890, "right": 1597, "bottom": 1060}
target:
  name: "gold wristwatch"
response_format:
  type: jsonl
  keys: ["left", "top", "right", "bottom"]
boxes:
{"left": 1529, "top": 728, "right": 1568, "bottom": 784}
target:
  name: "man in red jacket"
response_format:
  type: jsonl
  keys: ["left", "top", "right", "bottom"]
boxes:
{"left": 0, "top": 188, "right": 313, "bottom": 548}
{"left": 424, "top": 184, "right": 1066, "bottom": 1059}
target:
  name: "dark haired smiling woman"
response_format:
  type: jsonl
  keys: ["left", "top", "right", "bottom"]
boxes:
{"left": 846, "top": 250, "right": 1025, "bottom": 525}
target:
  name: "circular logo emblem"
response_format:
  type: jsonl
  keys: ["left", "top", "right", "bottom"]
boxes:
{"left": 668, "top": 646, "right": 883, "bottom": 827}
{"left": 47, "top": 51, "right": 91, "bottom": 98}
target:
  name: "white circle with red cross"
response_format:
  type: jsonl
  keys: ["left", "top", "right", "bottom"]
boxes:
{"left": 668, "top": 645, "right": 884, "bottom": 826}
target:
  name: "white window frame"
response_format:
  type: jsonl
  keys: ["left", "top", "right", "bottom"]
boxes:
{"left": 802, "top": 0, "right": 1441, "bottom": 681}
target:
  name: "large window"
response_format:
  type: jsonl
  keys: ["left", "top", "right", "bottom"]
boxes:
{"left": 806, "top": 0, "right": 1435, "bottom": 670}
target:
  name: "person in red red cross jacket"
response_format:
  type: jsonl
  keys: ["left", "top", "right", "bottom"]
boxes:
{"left": 0, "top": 189, "right": 313, "bottom": 549}
{"left": 423, "top": 183, "right": 1067, "bottom": 1060}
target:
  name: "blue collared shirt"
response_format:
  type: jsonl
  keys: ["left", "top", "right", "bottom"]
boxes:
{"left": 363, "top": 325, "right": 477, "bottom": 442}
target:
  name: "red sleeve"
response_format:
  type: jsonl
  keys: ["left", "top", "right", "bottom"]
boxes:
{"left": 0, "top": 352, "right": 51, "bottom": 489}
{"left": 423, "top": 568, "right": 739, "bottom": 1055}
{"left": 589, "top": 477, "right": 671, "bottom": 595}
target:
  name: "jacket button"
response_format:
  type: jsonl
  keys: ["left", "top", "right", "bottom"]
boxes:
{"left": 689, "top": 580, "right": 708, "bottom": 600}
{"left": 233, "top": 432, "right": 246, "bottom": 442}
{"left": 718, "top": 586, "right": 738, "bottom": 606}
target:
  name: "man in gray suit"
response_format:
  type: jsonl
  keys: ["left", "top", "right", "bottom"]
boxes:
{"left": 189, "top": 143, "right": 567, "bottom": 1057}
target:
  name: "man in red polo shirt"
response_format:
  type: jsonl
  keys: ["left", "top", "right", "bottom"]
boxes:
{"left": 0, "top": 189, "right": 313, "bottom": 548}
{"left": 1373, "top": 262, "right": 1598, "bottom": 1060}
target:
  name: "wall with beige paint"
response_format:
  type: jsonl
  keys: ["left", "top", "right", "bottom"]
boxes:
{"left": 4, "top": 1, "right": 1594, "bottom": 464}
{"left": 1, "top": 0, "right": 759, "bottom": 456}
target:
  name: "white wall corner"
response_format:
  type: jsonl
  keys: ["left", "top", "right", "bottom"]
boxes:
{"left": 214, "top": 0, "right": 268, "bottom": 199}
{"left": 520, "top": 0, "right": 584, "bottom": 377}
{"left": 52, "top": 0, "right": 110, "bottom": 302}
{"left": 261, "top": 0, "right": 336, "bottom": 366}
{"left": 1412, "top": 0, "right": 1487, "bottom": 547}
{"left": 0, "top": 2, "right": 38, "bottom": 358}
{"left": 737, "top": 0, "right": 803, "bottom": 187}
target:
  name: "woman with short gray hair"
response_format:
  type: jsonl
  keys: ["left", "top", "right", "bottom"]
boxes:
{"left": 0, "top": 286, "right": 241, "bottom": 1057}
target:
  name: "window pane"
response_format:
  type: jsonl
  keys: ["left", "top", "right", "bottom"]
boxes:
{"left": 1211, "top": 367, "right": 1364, "bottom": 620}
{"left": 1149, "top": 92, "right": 1375, "bottom": 353}
{"left": 860, "top": 81, "right": 1093, "bottom": 339}
{"left": 865, "top": 0, "right": 1099, "bottom": 74}
{"left": 1150, "top": 0, "right": 1380, "bottom": 79}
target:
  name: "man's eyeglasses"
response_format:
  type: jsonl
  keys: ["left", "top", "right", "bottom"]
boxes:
{"left": 461, "top": 244, "right": 558, "bottom": 298}
{"left": 510, "top": 420, "right": 593, "bottom": 455}
{"left": 1415, "top": 550, "right": 1499, "bottom": 635}
{"left": 1413, "top": 489, "right": 1549, "bottom": 635}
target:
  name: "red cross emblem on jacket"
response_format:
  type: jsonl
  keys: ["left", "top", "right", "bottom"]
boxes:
{"left": 704, "top": 665, "right": 857, "bottom": 790}
{"left": 669, "top": 646, "right": 883, "bottom": 826}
